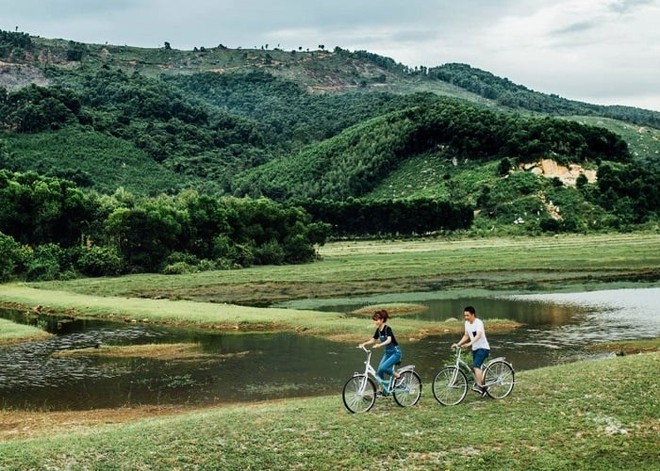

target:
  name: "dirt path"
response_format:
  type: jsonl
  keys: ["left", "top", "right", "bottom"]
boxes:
{"left": 0, "top": 405, "right": 199, "bottom": 441}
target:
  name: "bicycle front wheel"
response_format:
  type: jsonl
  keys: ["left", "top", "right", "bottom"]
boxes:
{"left": 432, "top": 366, "right": 468, "bottom": 406}
{"left": 393, "top": 371, "right": 422, "bottom": 407}
{"left": 342, "top": 375, "right": 376, "bottom": 413}
{"left": 483, "top": 360, "right": 515, "bottom": 399}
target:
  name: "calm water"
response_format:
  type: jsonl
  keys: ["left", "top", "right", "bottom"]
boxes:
{"left": 0, "top": 287, "right": 658, "bottom": 411}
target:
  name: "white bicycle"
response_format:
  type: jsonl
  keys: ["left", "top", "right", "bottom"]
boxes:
{"left": 432, "top": 345, "right": 515, "bottom": 406}
{"left": 342, "top": 346, "right": 422, "bottom": 413}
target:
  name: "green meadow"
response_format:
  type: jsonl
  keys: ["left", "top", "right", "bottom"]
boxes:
{"left": 0, "top": 233, "right": 658, "bottom": 470}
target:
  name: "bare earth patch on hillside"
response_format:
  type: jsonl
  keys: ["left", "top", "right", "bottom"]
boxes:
{"left": 521, "top": 158, "right": 597, "bottom": 186}
{"left": 0, "top": 62, "right": 50, "bottom": 89}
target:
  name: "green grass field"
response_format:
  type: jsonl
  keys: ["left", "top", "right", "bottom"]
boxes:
{"left": 22, "top": 232, "right": 660, "bottom": 305}
{"left": 0, "top": 352, "right": 657, "bottom": 470}
{"left": 1, "top": 232, "right": 657, "bottom": 343}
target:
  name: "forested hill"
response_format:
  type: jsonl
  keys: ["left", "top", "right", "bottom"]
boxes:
{"left": 0, "top": 29, "right": 658, "bottom": 240}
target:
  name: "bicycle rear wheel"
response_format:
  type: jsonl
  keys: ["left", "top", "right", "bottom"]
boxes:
{"left": 342, "top": 375, "right": 376, "bottom": 413}
{"left": 392, "top": 371, "right": 422, "bottom": 407}
{"left": 432, "top": 366, "right": 468, "bottom": 406}
{"left": 483, "top": 360, "right": 515, "bottom": 399}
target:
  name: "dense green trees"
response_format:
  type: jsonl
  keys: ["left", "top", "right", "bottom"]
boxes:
{"left": 0, "top": 32, "right": 656, "bottom": 264}
{"left": 0, "top": 84, "right": 83, "bottom": 132}
{"left": 593, "top": 162, "right": 659, "bottom": 224}
{"left": 0, "top": 30, "right": 33, "bottom": 58}
{"left": 301, "top": 198, "right": 473, "bottom": 236}
{"left": 164, "top": 70, "right": 438, "bottom": 153}
{"left": 0, "top": 170, "right": 93, "bottom": 246}
{"left": 0, "top": 171, "right": 329, "bottom": 281}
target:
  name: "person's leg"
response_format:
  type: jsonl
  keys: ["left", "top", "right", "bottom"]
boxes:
{"left": 377, "top": 349, "right": 401, "bottom": 380}
{"left": 472, "top": 349, "right": 489, "bottom": 388}
{"left": 474, "top": 367, "right": 484, "bottom": 387}
{"left": 376, "top": 351, "right": 392, "bottom": 380}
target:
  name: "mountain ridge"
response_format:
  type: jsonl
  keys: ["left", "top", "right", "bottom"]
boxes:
{"left": 2, "top": 31, "right": 658, "bottom": 122}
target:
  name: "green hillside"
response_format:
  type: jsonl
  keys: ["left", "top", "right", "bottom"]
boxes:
{"left": 0, "top": 127, "right": 192, "bottom": 194}
{"left": 0, "top": 29, "right": 658, "bottom": 241}
{"left": 233, "top": 98, "right": 631, "bottom": 199}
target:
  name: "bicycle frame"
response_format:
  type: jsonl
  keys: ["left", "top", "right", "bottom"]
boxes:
{"left": 447, "top": 346, "right": 508, "bottom": 388}
{"left": 432, "top": 346, "right": 515, "bottom": 405}
{"left": 343, "top": 346, "right": 422, "bottom": 413}
{"left": 354, "top": 346, "right": 414, "bottom": 394}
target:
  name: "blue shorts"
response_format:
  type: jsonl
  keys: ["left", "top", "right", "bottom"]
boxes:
{"left": 472, "top": 349, "right": 490, "bottom": 369}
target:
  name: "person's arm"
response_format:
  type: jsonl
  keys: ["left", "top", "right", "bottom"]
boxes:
{"left": 373, "top": 335, "right": 392, "bottom": 349}
{"left": 452, "top": 332, "right": 469, "bottom": 349}
{"left": 359, "top": 337, "right": 377, "bottom": 348}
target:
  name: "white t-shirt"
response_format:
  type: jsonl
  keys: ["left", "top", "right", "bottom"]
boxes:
{"left": 465, "top": 318, "right": 490, "bottom": 350}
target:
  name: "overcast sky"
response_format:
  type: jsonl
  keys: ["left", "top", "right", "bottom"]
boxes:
{"left": 3, "top": 0, "right": 659, "bottom": 111}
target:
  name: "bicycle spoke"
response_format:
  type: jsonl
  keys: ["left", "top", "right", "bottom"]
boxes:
{"left": 393, "top": 371, "right": 422, "bottom": 407}
{"left": 483, "top": 361, "right": 515, "bottom": 399}
{"left": 432, "top": 367, "right": 468, "bottom": 406}
{"left": 342, "top": 376, "right": 376, "bottom": 413}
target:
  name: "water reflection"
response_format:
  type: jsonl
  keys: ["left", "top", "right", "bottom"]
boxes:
{"left": 0, "top": 287, "right": 657, "bottom": 411}
{"left": 317, "top": 296, "right": 587, "bottom": 326}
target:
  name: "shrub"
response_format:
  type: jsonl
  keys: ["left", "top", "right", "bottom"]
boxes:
{"left": 253, "top": 240, "right": 285, "bottom": 265}
{"left": 25, "top": 243, "right": 66, "bottom": 281}
{"left": 196, "top": 259, "right": 218, "bottom": 272}
{"left": 77, "top": 246, "right": 124, "bottom": 277}
{"left": 165, "top": 251, "right": 200, "bottom": 266}
{"left": 162, "top": 261, "right": 198, "bottom": 275}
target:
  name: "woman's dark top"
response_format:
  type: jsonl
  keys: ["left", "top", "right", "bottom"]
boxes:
{"left": 372, "top": 325, "right": 398, "bottom": 346}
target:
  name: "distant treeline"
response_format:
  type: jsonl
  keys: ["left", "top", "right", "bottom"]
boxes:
{"left": 300, "top": 198, "right": 474, "bottom": 237}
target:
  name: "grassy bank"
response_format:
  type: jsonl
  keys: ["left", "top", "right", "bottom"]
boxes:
{"left": 0, "top": 318, "right": 52, "bottom": 345}
{"left": 2, "top": 232, "right": 656, "bottom": 341}
{"left": 0, "top": 352, "right": 657, "bottom": 470}
{"left": 20, "top": 232, "right": 660, "bottom": 305}
{"left": 0, "top": 285, "right": 518, "bottom": 342}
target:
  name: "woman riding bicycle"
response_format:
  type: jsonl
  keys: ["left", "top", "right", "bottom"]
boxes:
{"left": 358, "top": 309, "right": 401, "bottom": 394}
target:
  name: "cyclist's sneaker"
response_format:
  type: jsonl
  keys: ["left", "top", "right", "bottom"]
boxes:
{"left": 471, "top": 385, "right": 482, "bottom": 393}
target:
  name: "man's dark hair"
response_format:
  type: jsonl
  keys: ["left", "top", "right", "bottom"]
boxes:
{"left": 464, "top": 306, "right": 476, "bottom": 315}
